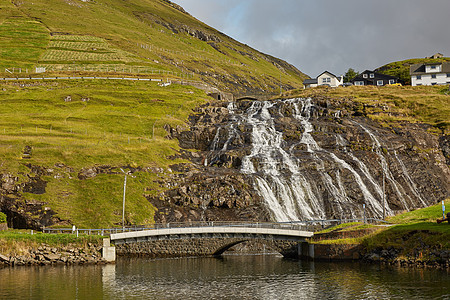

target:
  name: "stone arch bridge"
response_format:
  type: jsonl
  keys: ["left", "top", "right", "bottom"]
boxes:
{"left": 111, "top": 223, "right": 313, "bottom": 258}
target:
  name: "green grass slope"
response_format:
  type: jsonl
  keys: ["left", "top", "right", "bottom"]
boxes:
{"left": 0, "top": 0, "right": 307, "bottom": 93}
{"left": 312, "top": 200, "right": 450, "bottom": 261}
{"left": 0, "top": 79, "right": 208, "bottom": 228}
{"left": 376, "top": 57, "right": 450, "bottom": 85}
{"left": 363, "top": 199, "right": 450, "bottom": 254}
{"left": 286, "top": 85, "right": 450, "bottom": 134}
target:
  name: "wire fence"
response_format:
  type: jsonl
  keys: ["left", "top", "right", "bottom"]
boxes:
{"left": 2, "top": 66, "right": 194, "bottom": 79}
{"left": 136, "top": 42, "right": 242, "bottom": 67}
{"left": 0, "top": 125, "right": 164, "bottom": 148}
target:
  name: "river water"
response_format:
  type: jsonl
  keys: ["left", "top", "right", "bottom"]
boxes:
{"left": 0, "top": 255, "right": 448, "bottom": 300}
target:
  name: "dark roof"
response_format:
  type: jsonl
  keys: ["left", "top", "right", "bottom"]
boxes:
{"left": 303, "top": 78, "right": 318, "bottom": 84}
{"left": 352, "top": 70, "right": 399, "bottom": 82}
{"left": 410, "top": 62, "right": 450, "bottom": 76}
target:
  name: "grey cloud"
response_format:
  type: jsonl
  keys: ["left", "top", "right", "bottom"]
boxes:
{"left": 176, "top": 0, "right": 450, "bottom": 77}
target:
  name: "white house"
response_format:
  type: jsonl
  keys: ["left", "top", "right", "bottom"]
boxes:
{"left": 303, "top": 71, "right": 343, "bottom": 88}
{"left": 410, "top": 62, "right": 450, "bottom": 86}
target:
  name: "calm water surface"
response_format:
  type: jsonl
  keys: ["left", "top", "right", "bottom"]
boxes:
{"left": 0, "top": 255, "right": 449, "bottom": 299}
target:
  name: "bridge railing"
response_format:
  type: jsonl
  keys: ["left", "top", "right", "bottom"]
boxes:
{"left": 42, "top": 218, "right": 388, "bottom": 236}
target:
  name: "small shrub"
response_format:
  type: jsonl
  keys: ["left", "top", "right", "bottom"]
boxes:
{"left": 0, "top": 212, "right": 7, "bottom": 223}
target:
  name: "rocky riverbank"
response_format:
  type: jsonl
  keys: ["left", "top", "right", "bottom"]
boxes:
{"left": 309, "top": 242, "right": 450, "bottom": 269}
{"left": 310, "top": 216, "right": 449, "bottom": 269}
{"left": 362, "top": 246, "right": 450, "bottom": 269}
{"left": 0, "top": 244, "right": 106, "bottom": 267}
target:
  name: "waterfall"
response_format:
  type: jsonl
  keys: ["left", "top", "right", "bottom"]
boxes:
{"left": 208, "top": 98, "right": 425, "bottom": 222}
{"left": 394, "top": 150, "right": 426, "bottom": 207}
{"left": 357, "top": 123, "right": 423, "bottom": 210}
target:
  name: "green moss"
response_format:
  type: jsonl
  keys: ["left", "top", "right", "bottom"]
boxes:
{"left": 0, "top": 212, "right": 6, "bottom": 223}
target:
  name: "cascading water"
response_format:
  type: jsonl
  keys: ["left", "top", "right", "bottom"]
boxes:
{"left": 207, "top": 98, "right": 426, "bottom": 222}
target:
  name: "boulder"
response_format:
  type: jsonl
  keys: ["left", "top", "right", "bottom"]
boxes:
{"left": 0, "top": 254, "right": 9, "bottom": 263}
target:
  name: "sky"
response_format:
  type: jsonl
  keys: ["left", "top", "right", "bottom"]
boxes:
{"left": 174, "top": 0, "right": 450, "bottom": 77}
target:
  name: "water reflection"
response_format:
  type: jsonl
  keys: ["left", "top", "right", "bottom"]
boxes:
{"left": 1, "top": 255, "right": 449, "bottom": 300}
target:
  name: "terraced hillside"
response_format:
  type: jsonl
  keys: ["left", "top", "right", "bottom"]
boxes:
{"left": 0, "top": 0, "right": 308, "bottom": 94}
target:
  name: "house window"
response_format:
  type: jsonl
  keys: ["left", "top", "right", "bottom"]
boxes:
{"left": 417, "top": 84, "right": 422, "bottom": 86}
{"left": 322, "top": 77, "right": 331, "bottom": 83}
{"left": 416, "top": 75, "right": 422, "bottom": 80}
{"left": 377, "top": 80, "right": 384, "bottom": 86}
{"left": 389, "top": 79, "right": 395, "bottom": 84}
{"left": 431, "top": 74, "right": 437, "bottom": 79}
{"left": 363, "top": 74, "right": 368, "bottom": 78}
{"left": 355, "top": 81, "right": 364, "bottom": 86}
{"left": 430, "top": 65, "right": 436, "bottom": 69}
{"left": 370, "top": 73, "right": 375, "bottom": 78}
{"left": 447, "top": 73, "right": 450, "bottom": 77}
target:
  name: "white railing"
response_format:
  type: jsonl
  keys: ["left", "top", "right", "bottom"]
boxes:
{"left": 42, "top": 218, "right": 388, "bottom": 236}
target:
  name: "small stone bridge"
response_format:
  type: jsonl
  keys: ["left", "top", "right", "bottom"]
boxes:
{"left": 111, "top": 222, "right": 313, "bottom": 258}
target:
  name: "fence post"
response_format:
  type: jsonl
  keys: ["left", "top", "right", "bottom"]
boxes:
{"left": 363, "top": 204, "right": 366, "bottom": 224}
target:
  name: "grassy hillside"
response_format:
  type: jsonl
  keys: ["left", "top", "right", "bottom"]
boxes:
{"left": 0, "top": 0, "right": 310, "bottom": 229}
{"left": 375, "top": 57, "right": 450, "bottom": 85}
{"left": 0, "top": 79, "right": 208, "bottom": 228}
{"left": 312, "top": 199, "right": 450, "bottom": 260}
{"left": 363, "top": 199, "right": 450, "bottom": 252}
{"left": 285, "top": 85, "right": 450, "bottom": 134}
{"left": 0, "top": 0, "right": 307, "bottom": 93}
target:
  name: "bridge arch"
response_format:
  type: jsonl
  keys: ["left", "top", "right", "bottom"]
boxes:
{"left": 111, "top": 223, "right": 313, "bottom": 259}
{"left": 114, "top": 235, "right": 302, "bottom": 258}
{"left": 212, "top": 240, "right": 249, "bottom": 256}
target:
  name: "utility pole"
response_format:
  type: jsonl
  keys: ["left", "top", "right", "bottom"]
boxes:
{"left": 382, "top": 170, "right": 386, "bottom": 220}
{"left": 120, "top": 168, "right": 135, "bottom": 230}
{"left": 279, "top": 72, "right": 282, "bottom": 95}
{"left": 363, "top": 203, "right": 366, "bottom": 224}
{"left": 122, "top": 173, "right": 127, "bottom": 230}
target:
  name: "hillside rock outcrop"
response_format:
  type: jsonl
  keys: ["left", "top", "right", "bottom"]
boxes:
{"left": 160, "top": 97, "right": 449, "bottom": 222}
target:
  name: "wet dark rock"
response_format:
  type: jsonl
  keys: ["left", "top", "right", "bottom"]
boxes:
{"left": 162, "top": 97, "right": 450, "bottom": 222}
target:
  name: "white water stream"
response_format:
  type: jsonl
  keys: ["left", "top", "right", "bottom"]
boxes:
{"left": 209, "top": 98, "right": 424, "bottom": 222}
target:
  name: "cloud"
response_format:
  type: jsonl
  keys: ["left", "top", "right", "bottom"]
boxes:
{"left": 175, "top": 0, "right": 450, "bottom": 77}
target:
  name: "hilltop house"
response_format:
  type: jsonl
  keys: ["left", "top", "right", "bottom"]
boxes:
{"left": 427, "top": 53, "right": 443, "bottom": 59}
{"left": 351, "top": 70, "right": 400, "bottom": 86}
{"left": 410, "top": 62, "right": 450, "bottom": 86}
{"left": 303, "top": 71, "right": 343, "bottom": 88}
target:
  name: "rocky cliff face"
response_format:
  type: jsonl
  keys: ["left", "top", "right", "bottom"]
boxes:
{"left": 162, "top": 97, "right": 449, "bottom": 222}
{"left": 1, "top": 166, "right": 59, "bottom": 229}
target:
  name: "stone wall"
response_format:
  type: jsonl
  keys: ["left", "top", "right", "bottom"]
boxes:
{"left": 115, "top": 238, "right": 299, "bottom": 258}
{"left": 0, "top": 223, "right": 7, "bottom": 231}
{"left": 0, "top": 244, "right": 106, "bottom": 267}
{"left": 312, "top": 244, "right": 365, "bottom": 261}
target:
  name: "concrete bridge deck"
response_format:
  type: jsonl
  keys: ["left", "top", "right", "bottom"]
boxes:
{"left": 111, "top": 225, "right": 313, "bottom": 244}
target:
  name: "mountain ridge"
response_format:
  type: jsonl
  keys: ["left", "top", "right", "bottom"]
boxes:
{"left": 0, "top": 0, "right": 308, "bottom": 94}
